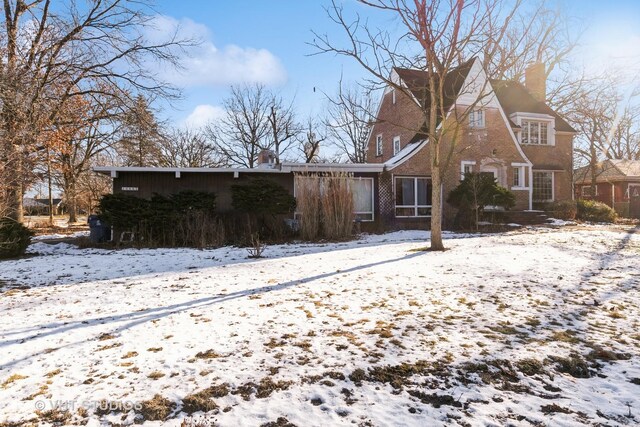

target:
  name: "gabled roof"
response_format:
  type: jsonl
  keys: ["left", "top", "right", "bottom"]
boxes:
{"left": 490, "top": 79, "right": 576, "bottom": 133}
{"left": 392, "top": 57, "right": 476, "bottom": 133}
{"left": 574, "top": 159, "right": 640, "bottom": 184}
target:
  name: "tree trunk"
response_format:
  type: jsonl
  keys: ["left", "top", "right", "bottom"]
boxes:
{"left": 66, "top": 177, "right": 78, "bottom": 224}
{"left": 47, "top": 148, "right": 54, "bottom": 225}
{"left": 430, "top": 157, "right": 444, "bottom": 250}
{"left": 7, "top": 144, "right": 24, "bottom": 223}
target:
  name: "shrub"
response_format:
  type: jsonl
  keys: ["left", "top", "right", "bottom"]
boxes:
{"left": 231, "top": 179, "right": 296, "bottom": 215}
{"left": 0, "top": 218, "right": 33, "bottom": 259}
{"left": 295, "top": 176, "right": 322, "bottom": 241}
{"left": 447, "top": 173, "right": 516, "bottom": 230}
{"left": 576, "top": 199, "right": 616, "bottom": 223}
{"left": 98, "top": 191, "right": 220, "bottom": 247}
{"left": 544, "top": 200, "right": 577, "bottom": 220}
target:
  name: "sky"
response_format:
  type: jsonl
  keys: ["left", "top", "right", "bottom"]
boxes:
{"left": 150, "top": 0, "right": 640, "bottom": 128}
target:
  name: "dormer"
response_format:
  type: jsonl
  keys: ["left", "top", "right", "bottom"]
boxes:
{"left": 509, "top": 112, "right": 556, "bottom": 146}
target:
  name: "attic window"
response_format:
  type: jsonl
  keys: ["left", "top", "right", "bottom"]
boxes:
{"left": 469, "top": 109, "right": 485, "bottom": 128}
{"left": 393, "top": 136, "right": 401, "bottom": 155}
{"left": 376, "top": 134, "right": 383, "bottom": 156}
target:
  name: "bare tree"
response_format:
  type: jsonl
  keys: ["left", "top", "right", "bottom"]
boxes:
{"left": 313, "top": 0, "right": 532, "bottom": 250}
{"left": 159, "top": 128, "right": 222, "bottom": 168}
{"left": 0, "top": 0, "right": 190, "bottom": 222}
{"left": 208, "top": 84, "right": 271, "bottom": 168}
{"left": 267, "top": 96, "right": 300, "bottom": 164}
{"left": 326, "top": 82, "right": 373, "bottom": 163}
{"left": 298, "top": 116, "right": 327, "bottom": 163}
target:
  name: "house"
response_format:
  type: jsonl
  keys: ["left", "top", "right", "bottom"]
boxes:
{"left": 574, "top": 159, "right": 640, "bottom": 218}
{"left": 23, "top": 198, "right": 65, "bottom": 216}
{"left": 95, "top": 58, "right": 576, "bottom": 231}
{"left": 366, "top": 57, "right": 576, "bottom": 228}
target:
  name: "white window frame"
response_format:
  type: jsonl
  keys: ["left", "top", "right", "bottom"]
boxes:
{"left": 375, "top": 134, "right": 383, "bottom": 157}
{"left": 460, "top": 161, "right": 476, "bottom": 180}
{"left": 293, "top": 176, "right": 375, "bottom": 222}
{"left": 532, "top": 171, "right": 555, "bottom": 202}
{"left": 581, "top": 185, "right": 598, "bottom": 197}
{"left": 469, "top": 109, "right": 485, "bottom": 128}
{"left": 511, "top": 163, "right": 527, "bottom": 190}
{"left": 351, "top": 177, "right": 375, "bottom": 222}
{"left": 393, "top": 136, "right": 401, "bottom": 156}
{"left": 394, "top": 176, "right": 432, "bottom": 218}
{"left": 511, "top": 113, "right": 555, "bottom": 146}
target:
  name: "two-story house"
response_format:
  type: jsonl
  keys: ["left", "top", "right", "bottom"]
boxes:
{"left": 366, "top": 57, "right": 576, "bottom": 228}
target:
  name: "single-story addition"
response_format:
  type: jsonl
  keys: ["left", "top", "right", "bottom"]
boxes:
{"left": 574, "top": 159, "right": 640, "bottom": 218}
{"left": 93, "top": 161, "right": 385, "bottom": 231}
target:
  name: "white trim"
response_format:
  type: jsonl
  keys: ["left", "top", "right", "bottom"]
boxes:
{"left": 532, "top": 170, "right": 555, "bottom": 202}
{"left": 612, "top": 183, "right": 615, "bottom": 206}
{"left": 284, "top": 163, "right": 385, "bottom": 173}
{"left": 175, "top": 171, "right": 181, "bottom": 178}
{"left": 511, "top": 164, "right": 527, "bottom": 189}
{"left": 376, "top": 134, "right": 383, "bottom": 157}
{"left": 393, "top": 175, "right": 432, "bottom": 218}
{"left": 94, "top": 166, "right": 289, "bottom": 175}
{"left": 393, "top": 135, "right": 401, "bottom": 155}
{"left": 385, "top": 139, "right": 428, "bottom": 170}
{"left": 460, "top": 160, "right": 476, "bottom": 179}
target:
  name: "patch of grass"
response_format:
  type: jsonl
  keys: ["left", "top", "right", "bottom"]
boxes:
{"left": 515, "top": 358, "right": 544, "bottom": 376}
{"left": 548, "top": 353, "right": 592, "bottom": 378}
{"left": 96, "top": 342, "right": 122, "bottom": 351}
{"left": 195, "top": 349, "right": 223, "bottom": 359}
{"left": 35, "top": 409, "right": 71, "bottom": 424}
{"left": 550, "top": 330, "right": 580, "bottom": 344}
{"left": 586, "top": 347, "right": 631, "bottom": 362}
{"left": 407, "top": 390, "right": 462, "bottom": 408}
{"left": 182, "top": 389, "right": 219, "bottom": 415}
{"left": 259, "top": 417, "right": 297, "bottom": 427}
{"left": 121, "top": 351, "right": 138, "bottom": 359}
{"left": 147, "top": 347, "right": 163, "bottom": 352}
{"left": 44, "top": 369, "right": 61, "bottom": 378}
{"left": 148, "top": 371, "right": 166, "bottom": 380}
{"left": 138, "top": 394, "right": 176, "bottom": 421}
{"left": 97, "top": 333, "right": 116, "bottom": 341}
{"left": 541, "top": 403, "right": 573, "bottom": 414}
{"left": 1, "top": 374, "right": 28, "bottom": 388}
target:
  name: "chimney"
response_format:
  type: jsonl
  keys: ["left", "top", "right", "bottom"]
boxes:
{"left": 257, "top": 149, "right": 276, "bottom": 169}
{"left": 525, "top": 62, "right": 546, "bottom": 102}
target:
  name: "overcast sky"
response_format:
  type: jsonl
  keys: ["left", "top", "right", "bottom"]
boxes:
{"left": 151, "top": 0, "right": 640, "bottom": 127}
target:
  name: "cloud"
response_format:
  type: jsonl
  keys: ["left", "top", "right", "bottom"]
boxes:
{"left": 183, "top": 104, "right": 225, "bottom": 128}
{"left": 146, "top": 15, "right": 287, "bottom": 87}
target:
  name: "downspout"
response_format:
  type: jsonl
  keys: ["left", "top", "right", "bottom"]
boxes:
{"left": 611, "top": 183, "right": 615, "bottom": 208}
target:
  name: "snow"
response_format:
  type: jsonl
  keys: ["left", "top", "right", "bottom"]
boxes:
{"left": 1, "top": 226, "right": 639, "bottom": 426}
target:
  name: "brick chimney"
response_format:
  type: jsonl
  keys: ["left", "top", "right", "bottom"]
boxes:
{"left": 525, "top": 62, "right": 546, "bottom": 102}
{"left": 257, "top": 149, "right": 276, "bottom": 169}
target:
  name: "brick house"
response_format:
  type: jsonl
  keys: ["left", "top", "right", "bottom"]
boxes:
{"left": 574, "top": 159, "right": 640, "bottom": 218}
{"left": 367, "top": 57, "right": 576, "bottom": 228}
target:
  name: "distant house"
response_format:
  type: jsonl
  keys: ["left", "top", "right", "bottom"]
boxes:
{"left": 574, "top": 159, "right": 640, "bottom": 218}
{"left": 95, "top": 58, "right": 577, "bottom": 230}
{"left": 23, "top": 198, "right": 65, "bottom": 216}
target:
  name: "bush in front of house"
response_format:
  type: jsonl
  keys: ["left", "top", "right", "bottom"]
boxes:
{"left": 231, "top": 178, "right": 296, "bottom": 243}
{"left": 294, "top": 173, "right": 355, "bottom": 241}
{"left": 544, "top": 200, "right": 577, "bottom": 220}
{"left": 98, "top": 191, "right": 222, "bottom": 248}
{"left": 0, "top": 218, "right": 33, "bottom": 259}
{"left": 447, "top": 173, "right": 516, "bottom": 230}
{"left": 576, "top": 199, "right": 616, "bottom": 223}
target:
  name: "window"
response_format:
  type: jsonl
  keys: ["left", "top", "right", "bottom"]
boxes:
{"left": 512, "top": 166, "right": 525, "bottom": 188}
{"left": 469, "top": 109, "right": 485, "bottom": 128}
{"left": 460, "top": 161, "right": 475, "bottom": 180}
{"left": 294, "top": 176, "right": 374, "bottom": 222}
{"left": 376, "top": 135, "right": 383, "bottom": 156}
{"left": 533, "top": 171, "right": 553, "bottom": 202}
{"left": 393, "top": 136, "right": 401, "bottom": 155}
{"left": 581, "top": 185, "right": 598, "bottom": 197}
{"left": 521, "top": 120, "right": 550, "bottom": 145}
{"left": 627, "top": 184, "right": 640, "bottom": 199}
{"left": 351, "top": 178, "right": 374, "bottom": 221}
{"left": 395, "top": 177, "right": 432, "bottom": 217}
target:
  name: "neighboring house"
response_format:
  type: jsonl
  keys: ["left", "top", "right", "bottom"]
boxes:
{"left": 574, "top": 159, "right": 640, "bottom": 218}
{"left": 367, "top": 57, "right": 576, "bottom": 227}
{"left": 23, "top": 198, "right": 65, "bottom": 216}
{"left": 95, "top": 58, "right": 577, "bottom": 231}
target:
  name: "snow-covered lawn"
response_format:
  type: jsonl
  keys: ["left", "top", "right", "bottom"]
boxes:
{"left": 1, "top": 226, "right": 639, "bottom": 426}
